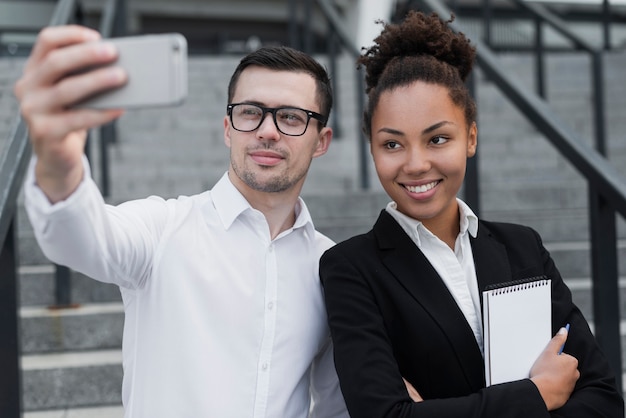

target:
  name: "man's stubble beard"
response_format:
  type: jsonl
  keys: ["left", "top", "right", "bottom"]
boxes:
{"left": 230, "top": 151, "right": 309, "bottom": 194}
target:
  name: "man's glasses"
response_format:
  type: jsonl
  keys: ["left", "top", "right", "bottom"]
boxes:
{"left": 227, "top": 103, "right": 327, "bottom": 137}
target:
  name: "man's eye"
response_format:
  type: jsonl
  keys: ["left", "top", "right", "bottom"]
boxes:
{"left": 278, "top": 110, "right": 306, "bottom": 124}
{"left": 241, "top": 108, "right": 261, "bottom": 117}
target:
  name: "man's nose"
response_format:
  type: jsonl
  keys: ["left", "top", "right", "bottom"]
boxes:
{"left": 256, "top": 113, "right": 280, "bottom": 140}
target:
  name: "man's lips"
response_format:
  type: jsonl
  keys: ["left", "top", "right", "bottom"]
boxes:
{"left": 249, "top": 150, "right": 285, "bottom": 166}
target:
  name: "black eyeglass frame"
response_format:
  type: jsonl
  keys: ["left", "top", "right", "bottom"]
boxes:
{"left": 226, "top": 103, "right": 328, "bottom": 137}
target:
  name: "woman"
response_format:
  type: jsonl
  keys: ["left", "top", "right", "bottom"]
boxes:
{"left": 320, "top": 10, "right": 623, "bottom": 417}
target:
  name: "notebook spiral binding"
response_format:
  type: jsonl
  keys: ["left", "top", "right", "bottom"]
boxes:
{"left": 485, "top": 275, "right": 550, "bottom": 295}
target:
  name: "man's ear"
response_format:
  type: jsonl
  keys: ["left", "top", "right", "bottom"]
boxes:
{"left": 224, "top": 116, "right": 232, "bottom": 148}
{"left": 312, "top": 127, "right": 332, "bottom": 158}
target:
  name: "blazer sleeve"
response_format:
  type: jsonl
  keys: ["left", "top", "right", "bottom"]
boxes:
{"left": 320, "top": 241, "right": 551, "bottom": 418}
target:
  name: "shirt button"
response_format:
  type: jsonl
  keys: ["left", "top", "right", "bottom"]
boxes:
{"left": 267, "top": 302, "right": 274, "bottom": 310}
{"left": 262, "top": 362, "right": 268, "bottom": 371}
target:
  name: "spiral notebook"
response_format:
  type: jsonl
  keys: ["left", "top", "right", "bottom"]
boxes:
{"left": 482, "top": 277, "right": 552, "bottom": 386}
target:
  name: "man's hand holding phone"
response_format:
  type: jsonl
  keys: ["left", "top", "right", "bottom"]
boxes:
{"left": 14, "top": 25, "right": 188, "bottom": 204}
{"left": 14, "top": 25, "right": 128, "bottom": 203}
{"left": 74, "top": 32, "right": 188, "bottom": 109}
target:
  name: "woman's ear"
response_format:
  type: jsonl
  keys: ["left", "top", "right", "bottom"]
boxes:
{"left": 467, "top": 122, "right": 477, "bottom": 157}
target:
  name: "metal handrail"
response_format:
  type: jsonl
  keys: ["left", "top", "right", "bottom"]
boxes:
{"left": 0, "top": 0, "right": 124, "bottom": 415}
{"left": 422, "top": 0, "right": 624, "bottom": 392}
{"left": 0, "top": 0, "right": 80, "bottom": 243}
{"left": 0, "top": 0, "right": 81, "bottom": 415}
{"left": 315, "top": 0, "right": 370, "bottom": 189}
{"left": 510, "top": 0, "right": 607, "bottom": 153}
{"left": 514, "top": 0, "right": 597, "bottom": 51}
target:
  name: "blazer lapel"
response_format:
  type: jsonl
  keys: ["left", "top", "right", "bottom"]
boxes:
{"left": 373, "top": 211, "right": 485, "bottom": 390}
{"left": 470, "top": 222, "right": 512, "bottom": 297}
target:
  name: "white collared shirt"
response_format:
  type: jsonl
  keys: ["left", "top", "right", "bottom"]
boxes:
{"left": 24, "top": 157, "right": 348, "bottom": 418}
{"left": 386, "top": 199, "right": 484, "bottom": 354}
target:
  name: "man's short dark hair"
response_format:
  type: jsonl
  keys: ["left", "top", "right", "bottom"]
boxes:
{"left": 227, "top": 46, "right": 333, "bottom": 126}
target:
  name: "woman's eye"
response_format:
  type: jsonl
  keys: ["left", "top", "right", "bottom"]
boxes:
{"left": 384, "top": 141, "right": 400, "bottom": 150}
{"left": 431, "top": 136, "right": 448, "bottom": 145}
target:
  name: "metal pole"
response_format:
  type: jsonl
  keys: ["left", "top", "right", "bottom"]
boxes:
{"left": 602, "top": 0, "right": 611, "bottom": 50}
{"left": 465, "top": 71, "right": 480, "bottom": 216}
{"left": 0, "top": 218, "right": 21, "bottom": 418}
{"left": 591, "top": 51, "right": 606, "bottom": 155}
{"left": 288, "top": 0, "right": 301, "bottom": 50}
{"left": 589, "top": 191, "right": 622, "bottom": 393}
{"left": 356, "top": 69, "right": 369, "bottom": 190}
{"left": 482, "top": 0, "right": 492, "bottom": 47}
{"left": 303, "top": 0, "right": 313, "bottom": 53}
{"left": 535, "top": 17, "right": 546, "bottom": 99}
{"left": 114, "top": 0, "right": 128, "bottom": 37}
{"left": 99, "top": 122, "right": 115, "bottom": 198}
{"left": 54, "top": 264, "right": 73, "bottom": 308}
{"left": 328, "top": 24, "right": 342, "bottom": 138}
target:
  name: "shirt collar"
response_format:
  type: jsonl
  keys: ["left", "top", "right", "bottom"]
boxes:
{"left": 457, "top": 198, "right": 479, "bottom": 238}
{"left": 208, "top": 172, "right": 315, "bottom": 235}
{"left": 385, "top": 197, "right": 479, "bottom": 246}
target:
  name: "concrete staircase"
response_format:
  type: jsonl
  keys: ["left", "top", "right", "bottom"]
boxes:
{"left": 3, "top": 47, "right": 626, "bottom": 416}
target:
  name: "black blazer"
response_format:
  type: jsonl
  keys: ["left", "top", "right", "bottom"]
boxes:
{"left": 320, "top": 210, "right": 623, "bottom": 418}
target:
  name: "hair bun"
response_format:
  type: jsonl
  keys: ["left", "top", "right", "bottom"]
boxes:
{"left": 359, "top": 11, "right": 476, "bottom": 91}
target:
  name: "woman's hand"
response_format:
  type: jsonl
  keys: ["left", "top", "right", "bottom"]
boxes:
{"left": 530, "top": 326, "right": 579, "bottom": 411}
{"left": 403, "top": 378, "right": 423, "bottom": 402}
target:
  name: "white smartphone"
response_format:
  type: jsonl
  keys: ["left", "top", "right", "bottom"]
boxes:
{"left": 74, "top": 33, "right": 188, "bottom": 109}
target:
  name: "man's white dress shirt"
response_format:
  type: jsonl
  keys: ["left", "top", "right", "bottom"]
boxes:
{"left": 24, "top": 157, "right": 348, "bottom": 418}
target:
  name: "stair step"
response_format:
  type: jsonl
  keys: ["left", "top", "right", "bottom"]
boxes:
{"left": 20, "top": 302, "right": 123, "bottom": 354}
{"left": 23, "top": 405, "right": 123, "bottom": 418}
{"left": 16, "top": 279, "right": 626, "bottom": 358}
{"left": 19, "top": 265, "right": 121, "bottom": 307}
{"left": 21, "top": 350, "right": 123, "bottom": 411}
{"left": 19, "top": 330, "right": 626, "bottom": 412}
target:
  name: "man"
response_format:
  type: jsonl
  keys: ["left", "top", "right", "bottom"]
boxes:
{"left": 15, "top": 25, "right": 348, "bottom": 417}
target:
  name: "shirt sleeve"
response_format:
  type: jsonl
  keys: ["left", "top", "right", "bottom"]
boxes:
{"left": 308, "top": 335, "right": 349, "bottom": 418}
{"left": 23, "top": 155, "right": 168, "bottom": 289}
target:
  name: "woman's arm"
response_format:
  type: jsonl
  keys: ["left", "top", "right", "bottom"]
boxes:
{"left": 320, "top": 243, "right": 551, "bottom": 418}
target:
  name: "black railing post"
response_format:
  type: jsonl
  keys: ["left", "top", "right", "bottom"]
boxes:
{"left": 303, "top": 0, "right": 313, "bottom": 54}
{"left": 288, "top": 0, "right": 301, "bottom": 50}
{"left": 356, "top": 69, "right": 369, "bottom": 190}
{"left": 99, "top": 122, "right": 116, "bottom": 198}
{"left": 589, "top": 191, "right": 622, "bottom": 392}
{"left": 327, "top": 24, "right": 342, "bottom": 138}
{"left": 534, "top": 17, "right": 546, "bottom": 99}
{"left": 465, "top": 71, "right": 480, "bottom": 216}
{"left": 482, "top": 0, "right": 492, "bottom": 47}
{"left": 602, "top": 0, "right": 611, "bottom": 51}
{"left": 54, "top": 264, "right": 73, "bottom": 308}
{"left": 113, "top": 0, "right": 127, "bottom": 37}
{"left": 0, "top": 218, "right": 21, "bottom": 418}
{"left": 591, "top": 51, "right": 606, "bottom": 155}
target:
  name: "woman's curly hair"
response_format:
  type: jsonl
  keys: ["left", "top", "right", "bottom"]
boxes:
{"left": 358, "top": 11, "right": 477, "bottom": 137}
